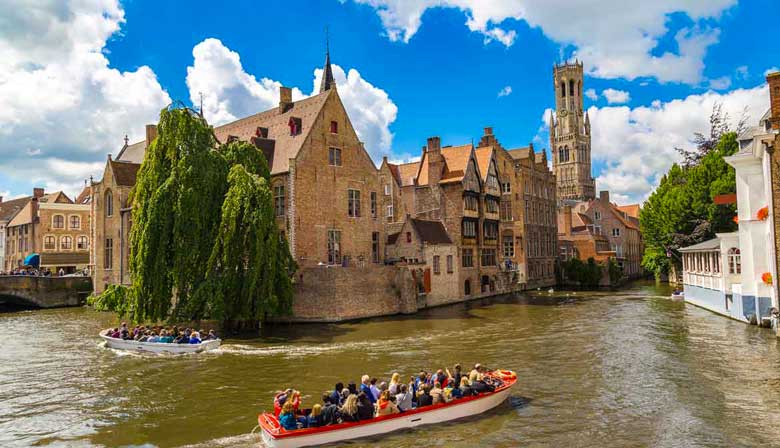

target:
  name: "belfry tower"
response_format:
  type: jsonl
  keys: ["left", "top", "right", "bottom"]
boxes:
{"left": 550, "top": 61, "right": 595, "bottom": 202}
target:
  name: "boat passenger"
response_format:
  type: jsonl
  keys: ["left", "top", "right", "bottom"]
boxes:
{"left": 189, "top": 332, "right": 202, "bottom": 344}
{"left": 459, "top": 377, "right": 474, "bottom": 397}
{"left": 470, "top": 378, "right": 495, "bottom": 395}
{"left": 416, "top": 385, "right": 433, "bottom": 408}
{"left": 109, "top": 328, "right": 120, "bottom": 338}
{"left": 176, "top": 329, "right": 190, "bottom": 344}
{"left": 330, "top": 382, "right": 344, "bottom": 406}
{"left": 395, "top": 384, "right": 412, "bottom": 411}
{"left": 206, "top": 330, "right": 218, "bottom": 340}
{"left": 435, "top": 369, "right": 447, "bottom": 388}
{"left": 388, "top": 373, "right": 401, "bottom": 395}
{"left": 347, "top": 382, "right": 358, "bottom": 396}
{"left": 147, "top": 332, "right": 160, "bottom": 343}
{"left": 375, "top": 390, "right": 400, "bottom": 416}
{"left": 307, "top": 404, "right": 323, "bottom": 428}
{"left": 339, "top": 394, "right": 359, "bottom": 422}
{"left": 120, "top": 323, "right": 130, "bottom": 340}
{"left": 430, "top": 382, "right": 447, "bottom": 405}
{"left": 447, "top": 364, "right": 462, "bottom": 389}
{"left": 340, "top": 387, "right": 351, "bottom": 403}
{"left": 469, "top": 363, "right": 482, "bottom": 383}
{"left": 320, "top": 394, "right": 340, "bottom": 426}
{"left": 138, "top": 331, "right": 150, "bottom": 342}
{"left": 279, "top": 401, "right": 305, "bottom": 430}
{"left": 409, "top": 376, "right": 418, "bottom": 405}
{"left": 159, "top": 330, "right": 173, "bottom": 343}
{"left": 369, "top": 378, "right": 380, "bottom": 401}
{"left": 356, "top": 392, "right": 374, "bottom": 420}
{"left": 448, "top": 380, "right": 463, "bottom": 399}
{"left": 360, "top": 375, "right": 376, "bottom": 404}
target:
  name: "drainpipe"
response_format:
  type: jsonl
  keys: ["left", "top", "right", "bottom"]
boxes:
{"left": 763, "top": 141, "right": 780, "bottom": 334}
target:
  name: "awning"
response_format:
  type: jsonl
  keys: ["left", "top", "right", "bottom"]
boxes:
{"left": 23, "top": 253, "right": 40, "bottom": 267}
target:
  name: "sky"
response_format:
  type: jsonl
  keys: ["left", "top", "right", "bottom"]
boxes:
{"left": 0, "top": 0, "right": 778, "bottom": 205}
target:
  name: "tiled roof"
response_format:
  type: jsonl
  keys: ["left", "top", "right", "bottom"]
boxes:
{"left": 213, "top": 90, "right": 333, "bottom": 175}
{"left": 387, "top": 163, "right": 402, "bottom": 186}
{"left": 616, "top": 204, "right": 640, "bottom": 219}
{"left": 0, "top": 196, "right": 31, "bottom": 222}
{"left": 506, "top": 146, "right": 532, "bottom": 160}
{"left": 117, "top": 140, "right": 146, "bottom": 163}
{"left": 679, "top": 237, "right": 721, "bottom": 252}
{"left": 410, "top": 218, "right": 452, "bottom": 244}
{"left": 40, "top": 191, "right": 71, "bottom": 204}
{"left": 110, "top": 160, "right": 141, "bottom": 186}
{"left": 573, "top": 212, "right": 592, "bottom": 227}
{"left": 396, "top": 162, "right": 420, "bottom": 187}
{"left": 439, "top": 144, "right": 473, "bottom": 184}
{"left": 474, "top": 146, "right": 493, "bottom": 182}
{"left": 610, "top": 205, "right": 639, "bottom": 230}
{"left": 75, "top": 186, "right": 91, "bottom": 204}
{"left": 387, "top": 232, "right": 400, "bottom": 245}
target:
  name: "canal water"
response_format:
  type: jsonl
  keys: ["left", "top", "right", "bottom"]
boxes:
{"left": 2, "top": 281, "right": 780, "bottom": 448}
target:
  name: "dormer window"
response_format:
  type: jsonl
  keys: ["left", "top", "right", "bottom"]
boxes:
{"left": 330, "top": 121, "right": 338, "bottom": 134}
{"left": 255, "top": 127, "right": 269, "bottom": 138}
{"left": 288, "top": 117, "right": 302, "bottom": 136}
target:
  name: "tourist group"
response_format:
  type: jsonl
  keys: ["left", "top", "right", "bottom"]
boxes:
{"left": 104, "top": 322, "right": 218, "bottom": 344}
{"left": 274, "top": 363, "right": 500, "bottom": 431}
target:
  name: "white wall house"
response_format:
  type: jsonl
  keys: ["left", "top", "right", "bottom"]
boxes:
{"left": 680, "top": 233, "right": 745, "bottom": 320}
{"left": 722, "top": 109, "right": 778, "bottom": 326}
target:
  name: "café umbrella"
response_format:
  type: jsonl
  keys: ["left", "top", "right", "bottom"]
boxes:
{"left": 23, "top": 253, "right": 40, "bottom": 268}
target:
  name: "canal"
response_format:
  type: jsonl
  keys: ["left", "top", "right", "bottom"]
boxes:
{"left": 2, "top": 281, "right": 780, "bottom": 447}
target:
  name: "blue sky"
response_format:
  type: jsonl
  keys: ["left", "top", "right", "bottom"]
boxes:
{"left": 0, "top": 0, "right": 778, "bottom": 204}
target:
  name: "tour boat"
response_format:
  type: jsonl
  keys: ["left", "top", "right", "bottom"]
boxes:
{"left": 671, "top": 292, "right": 685, "bottom": 300}
{"left": 100, "top": 331, "right": 221, "bottom": 354}
{"left": 258, "top": 370, "right": 517, "bottom": 448}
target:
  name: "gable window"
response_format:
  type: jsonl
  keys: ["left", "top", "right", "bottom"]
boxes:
{"left": 446, "top": 255, "right": 453, "bottom": 273}
{"left": 406, "top": 232, "right": 412, "bottom": 243}
{"left": 69, "top": 215, "right": 80, "bottom": 229}
{"left": 370, "top": 192, "right": 377, "bottom": 218}
{"left": 462, "top": 249, "right": 474, "bottom": 268}
{"left": 485, "top": 197, "right": 499, "bottom": 214}
{"left": 328, "top": 147, "right": 342, "bottom": 166}
{"left": 274, "top": 185, "right": 285, "bottom": 217}
{"left": 433, "top": 255, "right": 440, "bottom": 274}
{"left": 386, "top": 204, "right": 394, "bottom": 221}
{"left": 60, "top": 235, "right": 72, "bottom": 250}
{"left": 77, "top": 235, "right": 89, "bottom": 250}
{"left": 612, "top": 228, "right": 620, "bottom": 237}
{"left": 105, "top": 191, "right": 114, "bottom": 217}
{"left": 104, "top": 238, "right": 113, "bottom": 269}
{"left": 288, "top": 117, "right": 302, "bottom": 136}
{"left": 53, "top": 215, "right": 64, "bottom": 229}
{"left": 44, "top": 236, "right": 55, "bottom": 250}
{"left": 327, "top": 230, "right": 341, "bottom": 265}
{"left": 348, "top": 189, "right": 361, "bottom": 217}
{"left": 464, "top": 195, "right": 478, "bottom": 211}
{"left": 330, "top": 120, "right": 338, "bottom": 134}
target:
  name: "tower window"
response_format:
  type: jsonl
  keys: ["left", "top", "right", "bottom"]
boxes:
{"left": 569, "top": 80, "right": 574, "bottom": 96}
{"left": 560, "top": 81, "right": 566, "bottom": 98}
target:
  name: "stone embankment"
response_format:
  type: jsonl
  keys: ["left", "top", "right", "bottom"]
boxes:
{"left": 0, "top": 276, "right": 93, "bottom": 308}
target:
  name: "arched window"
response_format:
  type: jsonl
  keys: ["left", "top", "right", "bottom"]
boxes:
{"left": 560, "top": 81, "right": 566, "bottom": 98}
{"left": 558, "top": 148, "right": 564, "bottom": 162}
{"left": 69, "top": 215, "right": 80, "bottom": 229}
{"left": 105, "top": 191, "right": 114, "bottom": 217}
{"left": 564, "top": 147, "right": 570, "bottom": 162}
{"left": 77, "top": 235, "right": 88, "bottom": 250}
{"left": 60, "top": 235, "right": 72, "bottom": 250}
{"left": 569, "top": 80, "right": 575, "bottom": 96}
{"left": 727, "top": 248, "right": 741, "bottom": 274}
{"left": 53, "top": 215, "right": 64, "bottom": 229}
{"left": 44, "top": 236, "right": 55, "bottom": 250}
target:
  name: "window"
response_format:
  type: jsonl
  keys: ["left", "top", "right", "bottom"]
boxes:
{"left": 464, "top": 195, "right": 478, "bottom": 211}
{"left": 328, "top": 147, "right": 342, "bottom": 166}
{"left": 500, "top": 200, "right": 512, "bottom": 221}
{"left": 386, "top": 204, "right": 394, "bottom": 221}
{"left": 370, "top": 192, "right": 377, "bottom": 218}
{"left": 384, "top": 184, "right": 391, "bottom": 196}
{"left": 77, "top": 236, "right": 88, "bottom": 250}
{"left": 330, "top": 120, "right": 338, "bottom": 134}
{"left": 433, "top": 255, "right": 440, "bottom": 274}
{"left": 481, "top": 248, "right": 497, "bottom": 267}
{"left": 462, "top": 249, "right": 474, "bottom": 267}
{"left": 60, "top": 236, "right": 72, "bottom": 250}
{"left": 104, "top": 238, "right": 113, "bottom": 269}
{"left": 485, "top": 197, "right": 499, "bottom": 214}
{"left": 483, "top": 221, "right": 498, "bottom": 240}
{"left": 503, "top": 236, "right": 514, "bottom": 258}
{"left": 612, "top": 228, "right": 620, "bottom": 237}
{"left": 372, "top": 232, "right": 380, "bottom": 263}
{"left": 463, "top": 220, "right": 477, "bottom": 238}
{"left": 69, "top": 215, "right": 80, "bottom": 229}
{"left": 53, "top": 215, "right": 64, "bottom": 229}
{"left": 594, "top": 211, "right": 601, "bottom": 220}
{"left": 406, "top": 232, "right": 412, "bottom": 243}
{"left": 44, "top": 236, "right": 55, "bottom": 250}
{"left": 560, "top": 81, "right": 566, "bottom": 98}
{"left": 569, "top": 79, "right": 575, "bottom": 96}
{"left": 487, "top": 173, "right": 499, "bottom": 189}
{"left": 727, "top": 248, "right": 741, "bottom": 274}
{"left": 105, "top": 191, "right": 114, "bottom": 217}
{"left": 327, "top": 230, "right": 341, "bottom": 265}
{"left": 446, "top": 255, "right": 453, "bottom": 273}
{"left": 501, "top": 182, "right": 511, "bottom": 194}
{"left": 274, "top": 185, "right": 285, "bottom": 217}
{"left": 288, "top": 117, "right": 302, "bottom": 135}
{"left": 348, "top": 189, "right": 361, "bottom": 217}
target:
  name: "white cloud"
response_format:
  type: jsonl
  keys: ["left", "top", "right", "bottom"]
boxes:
{"left": 585, "top": 88, "right": 598, "bottom": 101}
{"left": 497, "top": 85, "right": 512, "bottom": 97}
{"left": 186, "top": 38, "right": 398, "bottom": 161}
{"left": 351, "top": 0, "right": 735, "bottom": 83}
{"left": 602, "top": 88, "right": 631, "bottom": 104}
{"left": 735, "top": 65, "right": 748, "bottom": 79}
{"left": 765, "top": 67, "right": 780, "bottom": 77}
{"left": 589, "top": 84, "right": 768, "bottom": 204}
{"left": 0, "top": 0, "right": 171, "bottom": 198}
{"left": 708, "top": 76, "right": 731, "bottom": 90}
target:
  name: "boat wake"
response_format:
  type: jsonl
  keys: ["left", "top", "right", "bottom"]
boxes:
{"left": 177, "top": 432, "right": 260, "bottom": 448}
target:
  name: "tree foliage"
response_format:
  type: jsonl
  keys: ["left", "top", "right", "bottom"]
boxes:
{"left": 561, "top": 257, "right": 603, "bottom": 288}
{"left": 641, "top": 109, "right": 741, "bottom": 278}
{"left": 91, "top": 107, "right": 294, "bottom": 323}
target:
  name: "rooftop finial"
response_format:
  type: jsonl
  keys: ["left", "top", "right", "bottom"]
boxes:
{"left": 123, "top": 134, "right": 128, "bottom": 146}
{"left": 319, "top": 26, "right": 335, "bottom": 93}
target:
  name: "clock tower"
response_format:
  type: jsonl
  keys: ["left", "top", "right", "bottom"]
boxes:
{"left": 550, "top": 60, "right": 595, "bottom": 202}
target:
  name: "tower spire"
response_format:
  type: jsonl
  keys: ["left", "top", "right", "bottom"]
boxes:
{"left": 319, "top": 27, "right": 335, "bottom": 93}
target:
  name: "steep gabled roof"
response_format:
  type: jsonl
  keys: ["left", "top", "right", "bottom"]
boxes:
{"left": 117, "top": 140, "right": 146, "bottom": 163}
{"left": 616, "top": 204, "right": 640, "bottom": 219}
{"left": 0, "top": 196, "right": 32, "bottom": 222}
{"left": 506, "top": 146, "right": 532, "bottom": 160}
{"left": 410, "top": 218, "right": 452, "bottom": 244}
{"left": 474, "top": 146, "right": 494, "bottom": 182}
{"left": 679, "top": 237, "right": 721, "bottom": 252}
{"left": 439, "top": 144, "right": 474, "bottom": 184}
{"left": 396, "top": 161, "right": 420, "bottom": 187}
{"left": 110, "top": 160, "right": 142, "bottom": 186}
{"left": 214, "top": 90, "right": 333, "bottom": 175}
{"left": 40, "top": 191, "right": 71, "bottom": 204}
{"left": 610, "top": 205, "right": 639, "bottom": 230}
{"left": 75, "top": 186, "right": 91, "bottom": 204}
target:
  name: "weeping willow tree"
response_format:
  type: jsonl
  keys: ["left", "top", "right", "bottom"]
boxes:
{"left": 90, "top": 107, "right": 294, "bottom": 324}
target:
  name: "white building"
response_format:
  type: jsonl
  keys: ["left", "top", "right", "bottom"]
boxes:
{"left": 680, "top": 233, "right": 745, "bottom": 320}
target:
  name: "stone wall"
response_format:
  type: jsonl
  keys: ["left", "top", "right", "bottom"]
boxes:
{"left": 0, "top": 275, "right": 92, "bottom": 308}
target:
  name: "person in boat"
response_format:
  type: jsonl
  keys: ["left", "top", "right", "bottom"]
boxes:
{"left": 447, "top": 378, "right": 463, "bottom": 400}
{"left": 279, "top": 401, "right": 306, "bottom": 430}
{"left": 147, "top": 332, "right": 160, "bottom": 343}
{"left": 409, "top": 376, "right": 419, "bottom": 406}
{"left": 469, "top": 363, "right": 483, "bottom": 383}
{"left": 459, "top": 377, "right": 474, "bottom": 397}
{"left": 347, "top": 382, "right": 358, "bottom": 396}
{"left": 416, "top": 385, "right": 433, "bottom": 408}
{"left": 339, "top": 394, "right": 359, "bottom": 423}
{"left": 388, "top": 373, "right": 401, "bottom": 395}
{"left": 340, "top": 387, "right": 351, "bottom": 404}
{"left": 189, "top": 331, "right": 202, "bottom": 344}
{"left": 375, "top": 390, "right": 400, "bottom": 416}
{"left": 307, "top": 404, "right": 323, "bottom": 428}
{"left": 108, "top": 328, "right": 120, "bottom": 338}
{"left": 369, "top": 378, "right": 380, "bottom": 401}
{"left": 447, "top": 364, "right": 462, "bottom": 389}
{"left": 356, "top": 392, "right": 374, "bottom": 420}
{"left": 430, "top": 381, "right": 447, "bottom": 405}
{"left": 320, "top": 394, "right": 340, "bottom": 426}
{"left": 360, "top": 375, "right": 376, "bottom": 404}
{"left": 159, "top": 330, "right": 173, "bottom": 343}
{"left": 395, "top": 383, "right": 412, "bottom": 411}
{"left": 119, "top": 323, "right": 130, "bottom": 340}
{"left": 176, "top": 329, "right": 190, "bottom": 344}
{"left": 435, "top": 369, "right": 448, "bottom": 388}
{"left": 330, "top": 382, "right": 344, "bottom": 406}
{"left": 470, "top": 377, "right": 495, "bottom": 395}
{"left": 206, "top": 330, "right": 218, "bottom": 340}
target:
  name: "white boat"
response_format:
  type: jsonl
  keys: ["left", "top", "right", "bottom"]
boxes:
{"left": 258, "top": 370, "right": 517, "bottom": 448}
{"left": 100, "top": 332, "right": 221, "bottom": 354}
{"left": 671, "top": 292, "right": 684, "bottom": 300}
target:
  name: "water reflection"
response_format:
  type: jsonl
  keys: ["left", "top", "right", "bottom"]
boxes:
{"left": 1, "top": 281, "right": 779, "bottom": 447}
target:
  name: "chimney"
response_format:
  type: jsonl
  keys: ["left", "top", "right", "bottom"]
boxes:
{"left": 33, "top": 187, "right": 44, "bottom": 198}
{"left": 768, "top": 72, "right": 780, "bottom": 130}
{"left": 484, "top": 127, "right": 493, "bottom": 136}
{"left": 145, "top": 124, "right": 157, "bottom": 148}
{"left": 562, "top": 205, "right": 572, "bottom": 235}
{"left": 426, "top": 136, "right": 443, "bottom": 186}
{"left": 0, "top": 195, "right": 3, "bottom": 204}
{"left": 599, "top": 190, "right": 610, "bottom": 204}
{"left": 279, "top": 86, "right": 293, "bottom": 113}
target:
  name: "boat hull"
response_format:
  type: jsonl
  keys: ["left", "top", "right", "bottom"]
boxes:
{"left": 260, "top": 377, "right": 515, "bottom": 448}
{"left": 100, "top": 334, "right": 220, "bottom": 354}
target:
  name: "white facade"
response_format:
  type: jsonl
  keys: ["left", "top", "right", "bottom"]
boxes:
{"left": 681, "top": 233, "right": 745, "bottom": 320}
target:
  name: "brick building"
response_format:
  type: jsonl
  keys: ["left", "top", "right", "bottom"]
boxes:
{"left": 558, "top": 204, "right": 615, "bottom": 265}
{"left": 4, "top": 189, "right": 91, "bottom": 273}
{"left": 0, "top": 195, "right": 34, "bottom": 272}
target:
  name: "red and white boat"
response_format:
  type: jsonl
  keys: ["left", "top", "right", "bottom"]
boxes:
{"left": 258, "top": 370, "right": 517, "bottom": 448}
